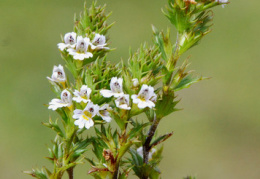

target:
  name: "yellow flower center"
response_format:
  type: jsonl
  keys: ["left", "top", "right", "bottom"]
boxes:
{"left": 83, "top": 110, "right": 92, "bottom": 121}
{"left": 138, "top": 96, "right": 146, "bottom": 102}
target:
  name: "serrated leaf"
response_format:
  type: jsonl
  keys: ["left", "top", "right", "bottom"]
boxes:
{"left": 128, "top": 122, "right": 150, "bottom": 139}
{"left": 156, "top": 92, "right": 179, "bottom": 119}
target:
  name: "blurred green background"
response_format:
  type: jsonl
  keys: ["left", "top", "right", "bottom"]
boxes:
{"left": 0, "top": 0, "right": 259, "bottom": 178}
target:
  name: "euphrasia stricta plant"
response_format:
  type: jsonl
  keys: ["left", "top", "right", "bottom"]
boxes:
{"left": 25, "top": 0, "right": 229, "bottom": 178}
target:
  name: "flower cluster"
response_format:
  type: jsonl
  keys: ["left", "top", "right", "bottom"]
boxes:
{"left": 100, "top": 77, "right": 157, "bottom": 110}
{"left": 47, "top": 64, "right": 111, "bottom": 129}
{"left": 47, "top": 66, "right": 158, "bottom": 129}
{"left": 58, "top": 32, "right": 109, "bottom": 60}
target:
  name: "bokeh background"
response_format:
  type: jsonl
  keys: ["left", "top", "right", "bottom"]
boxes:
{"left": 0, "top": 0, "right": 259, "bottom": 178}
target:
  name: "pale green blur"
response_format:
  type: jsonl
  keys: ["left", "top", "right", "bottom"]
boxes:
{"left": 0, "top": 0, "right": 259, "bottom": 179}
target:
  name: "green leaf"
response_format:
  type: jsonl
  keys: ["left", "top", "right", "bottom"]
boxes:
{"left": 23, "top": 168, "right": 48, "bottom": 179}
{"left": 71, "top": 149, "right": 88, "bottom": 159}
{"left": 174, "top": 75, "right": 208, "bottom": 91}
{"left": 149, "top": 167, "right": 161, "bottom": 179}
{"left": 152, "top": 25, "right": 167, "bottom": 61}
{"left": 156, "top": 91, "right": 179, "bottom": 119}
{"left": 129, "top": 122, "right": 150, "bottom": 139}
{"left": 44, "top": 167, "right": 52, "bottom": 177}
{"left": 150, "top": 132, "right": 173, "bottom": 147}
{"left": 42, "top": 118, "right": 64, "bottom": 138}
{"left": 129, "top": 148, "right": 143, "bottom": 177}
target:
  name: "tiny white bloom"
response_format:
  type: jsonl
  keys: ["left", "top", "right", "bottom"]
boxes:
{"left": 115, "top": 94, "right": 131, "bottom": 110}
{"left": 132, "top": 78, "right": 139, "bottom": 87}
{"left": 137, "top": 147, "right": 156, "bottom": 160}
{"left": 72, "top": 85, "right": 92, "bottom": 103}
{"left": 131, "top": 84, "right": 156, "bottom": 109}
{"left": 48, "top": 89, "right": 72, "bottom": 110}
{"left": 100, "top": 77, "right": 124, "bottom": 98}
{"left": 215, "top": 0, "right": 228, "bottom": 8}
{"left": 67, "top": 36, "right": 93, "bottom": 60}
{"left": 57, "top": 32, "right": 77, "bottom": 51}
{"left": 97, "top": 104, "right": 112, "bottom": 122}
{"left": 47, "top": 64, "right": 66, "bottom": 83}
{"left": 90, "top": 33, "right": 109, "bottom": 50}
{"left": 73, "top": 102, "right": 99, "bottom": 129}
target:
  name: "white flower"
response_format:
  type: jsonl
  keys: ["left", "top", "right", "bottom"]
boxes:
{"left": 97, "top": 104, "right": 112, "bottom": 122}
{"left": 90, "top": 33, "right": 109, "bottom": 50}
{"left": 115, "top": 94, "right": 131, "bottom": 110}
{"left": 72, "top": 85, "right": 92, "bottom": 103}
{"left": 215, "top": 0, "right": 228, "bottom": 8}
{"left": 67, "top": 36, "right": 93, "bottom": 60}
{"left": 100, "top": 77, "right": 124, "bottom": 98}
{"left": 47, "top": 64, "right": 66, "bottom": 83}
{"left": 57, "top": 32, "right": 77, "bottom": 51}
{"left": 137, "top": 147, "right": 156, "bottom": 160}
{"left": 48, "top": 89, "right": 72, "bottom": 110}
{"left": 131, "top": 84, "right": 156, "bottom": 109}
{"left": 73, "top": 102, "right": 99, "bottom": 129}
{"left": 132, "top": 78, "right": 139, "bottom": 87}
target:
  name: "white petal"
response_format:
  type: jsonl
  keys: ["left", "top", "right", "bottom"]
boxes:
{"left": 57, "top": 43, "right": 69, "bottom": 51}
{"left": 47, "top": 76, "right": 54, "bottom": 82}
{"left": 90, "top": 43, "right": 97, "bottom": 50}
{"left": 72, "top": 96, "right": 83, "bottom": 103}
{"left": 99, "top": 104, "right": 111, "bottom": 111}
{"left": 113, "top": 92, "right": 125, "bottom": 98}
{"left": 74, "top": 119, "right": 85, "bottom": 129}
{"left": 48, "top": 105, "right": 58, "bottom": 111}
{"left": 131, "top": 95, "right": 139, "bottom": 104}
{"left": 73, "top": 53, "right": 85, "bottom": 61}
{"left": 117, "top": 78, "right": 123, "bottom": 87}
{"left": 100, "top": 90, "right": 113, "bottom": 98}
{"left": 137, "top": 101, "right": 148, "bottom": 109}
{"left": 118, "top": 104, "right": 131, "bottom": 110}
{"left": 73, "top": 90, "right": 80, "bottom": 96}
{"left": 73, "top": 109, "right": 82, "bottom": 119}
{"left": 49, "top": 99, "right": 62, "bottom": 104}
{"left": 48, "top": 99, "right": 67, "bottom": 110}
{"left": 67, "top": 48, "right": 76, "bottom": 55}
{"left": 102, "top": 116, "right": 112, "bottom": 122}
{"left": 136, "top": 100, "right": 154, "bottom": 109}
{"left": 84, "top": 52, "right": 93, "bottom": 58}
{"left": 146, "top": 100, "right": 155, "bottom": 108}
{"left": 84, "top": 119, "right": 94, "bottom": 129}
{"left": 82, "top": 98, "right": 91, "bottom": 103}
